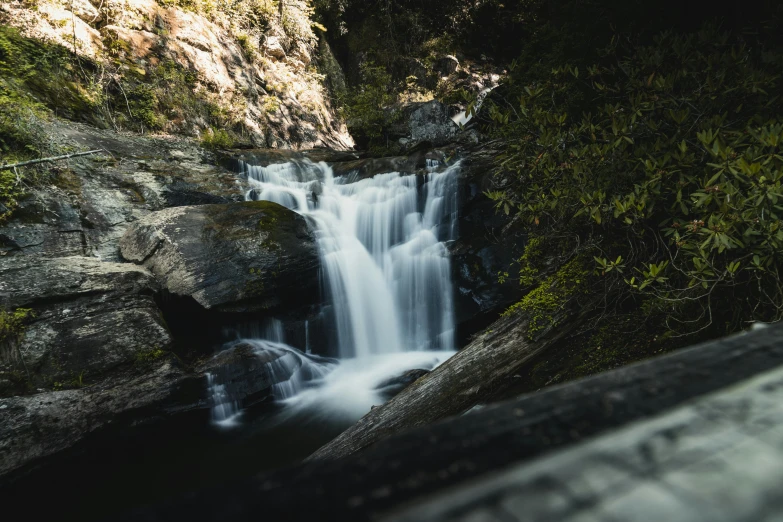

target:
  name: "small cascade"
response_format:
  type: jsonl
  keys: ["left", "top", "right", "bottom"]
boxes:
{"left": 206, "top": 372, "right": 242, "bottom": 427}
{"left": 452, "top": 87, "right": 493, "bottom": 126}
{"left": 206, "top": 339, "right": 337, "bottom": 428}
{"left": 304, "top": 320, "right": 311, "bottom": 354}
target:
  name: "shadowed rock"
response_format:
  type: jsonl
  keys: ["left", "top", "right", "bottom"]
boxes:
{"left": 0, "top": 256, "right": 171, "bottom": 393}
{"left": 119, "top": 201, "right": 321, "bottom": 313}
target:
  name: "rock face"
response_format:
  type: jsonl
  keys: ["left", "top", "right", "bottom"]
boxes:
{"left": 0, "top": 0, "right": 354, "bottom": 149}
{"left": 263, "top": 36, "right": 287, "bottom": 60}
{"left": 449, "top": 150, "right": 525, "bottom": 343}
{"left": 201, "top": 341, "right": 288, "bottom": 410}
{"left": 434, "top": 55, "right": 459, "bottom": 76}
{"left": 0, "top": 256, "right": 171, "bottom": 393}
{"left": 119, "top": 201, "right": 321, "bottom": 313}
{"left": 0, "top": 120, "right": 245, "bottom": 261}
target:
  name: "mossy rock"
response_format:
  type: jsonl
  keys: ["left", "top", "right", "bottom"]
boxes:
{"left": 119, "top": 201, "right": 321, "bottom": 313}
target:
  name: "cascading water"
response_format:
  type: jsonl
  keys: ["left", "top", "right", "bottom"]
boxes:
{"left": 208, "top": 157, "right": 460, "bottom": 425}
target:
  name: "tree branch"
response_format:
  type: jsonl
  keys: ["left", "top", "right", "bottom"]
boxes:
{"left": 0, "top": 150, "right": 105, "bottom": 171}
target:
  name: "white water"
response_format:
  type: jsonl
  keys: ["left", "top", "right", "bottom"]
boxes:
{"left": 452, "top": 87, "right": 492, "bottom": 126}
{"left": 209, "top": 158, "right": 460, "bottom": 426}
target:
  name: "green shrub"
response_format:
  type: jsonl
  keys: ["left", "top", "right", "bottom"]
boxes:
{"left": 127, "top": 84, "right": 166, "bottom": 131}
{"left": 341, "top": 62, "right": 400, "bottom": 148}
{"left": 488, "top": 24, "right": 783, "bottom": 338}
{"left": 0, "top": 308, "right": 34, "bottom": 344}
{"left": 201, "top": 127, "right": 234, "bottom": 149}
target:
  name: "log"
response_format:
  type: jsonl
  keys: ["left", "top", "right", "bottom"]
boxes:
{"left": 0, "top": 150, "right": 104, "bottom": 170}
{"left": 118, "top": 321, "right": 783, "bottom": 522}
{"left": 308, "top": 298, "right": 596, "bottom": 461}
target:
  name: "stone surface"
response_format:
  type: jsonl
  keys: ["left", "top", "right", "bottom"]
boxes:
{"left": 449, "top": 148, "right": 525, "bottom": 343}
{"left": 119, "top": 201, "right": 321, "bottom": 313}
{"left": 200, "top": 341, "right": 287, "bottom": 410}
{"left": 375, "top": 369, "right": 430, "bottom": 401}
{"left": 0, "top": 0, "right": 354, "bottom": 149}
{"left": 0, "top": 357, "right": 202, "bottom": 478}
{"left": 0, "top": 335, "right": 327, "bottom": 480}
{"left": 0, "top": 256, "right": 171, "bottom": 392}
{"left": 434, "top": 55, "right": 459, "bottom": 76}
{"left": 388, "top": 101, "right": 460, "bottom": 149}
{"left": 0, "top": 120, "right": 245, "bottom": 261}
{"left": 263, "top": 36, "right": 287, "bottom": 60}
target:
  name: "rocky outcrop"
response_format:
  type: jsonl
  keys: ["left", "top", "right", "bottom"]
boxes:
{"left": 434, "top": 55, "right": 460, "bottom": 76}
{"left": 119, "top": 201, "right": 321, "bottom": 313}
{"left": 0, "top": 333, "right": 328, "bottom": 480}
{"left": 0, "top": 256, "right": 170, "bottom": 394}
{"left": 201, "top": 341, "right": 290, "bottom": 410}
{"left": 0, "top": 120, "right": 245, "bottom": 261}
{"left": 0, "top": 0, "right": 353, "bottom": 149}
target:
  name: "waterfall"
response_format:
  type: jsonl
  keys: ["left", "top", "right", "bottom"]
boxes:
{"left": 208, "top": 158, "right": 460, "bottom": 426}
{"left": 242, "top": 159, "right": 459, "bottom": 357}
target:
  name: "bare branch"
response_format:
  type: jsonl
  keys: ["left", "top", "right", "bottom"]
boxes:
{"left": 1, "top": 150, "right": 105, "bottom": 171}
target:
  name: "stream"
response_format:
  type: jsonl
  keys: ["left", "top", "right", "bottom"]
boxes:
{"left": 1, "top": 155, "right": 463, "bottom": 521}
{"left": 206, "top": 157, "right": 461, "bottom": 427}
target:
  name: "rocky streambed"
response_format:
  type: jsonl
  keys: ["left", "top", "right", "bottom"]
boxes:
{"left": 0, "top": 109, "right": 523, "bottom": 520}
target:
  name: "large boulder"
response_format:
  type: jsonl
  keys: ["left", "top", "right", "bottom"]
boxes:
{"left": 434, "top": 55, "right": 460, "bottom": 76}
{"left": 0, "top": 256, "right": 171, "bottom": 394}
{"left": 0, "top": 121, "right": 245, "bottom": 262}
{"left": 388, "top": 100, "right": 460, "bottom": 149}
{"left": 0, "top": 357, "right": 204, "bottom": 479}
{"left": 119, "top": 201, "right": 321, "bottom": 313}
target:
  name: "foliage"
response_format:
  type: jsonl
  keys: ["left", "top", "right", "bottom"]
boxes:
{"left": 340, "top": 62, "right": 399, "bottom": 147}
{"left": 201, "top": 127, "right": 234, "bottom": 149}
{"left": 0, "top": 27, "right": 57, "bottom": 158}
{"left": 503, "top": 257, "right": 591, "bottom": 339}
{"left": 135, "top": 347, "right": 168, "bottom": 365}
{"left": 488, "top": 25, "right": 783, "bottom": 338}
{"left": 0, "top": 308, "right": 35, "bottom": 345}
{"left": 127, "top": 84, "right": 165, "bottom": 131}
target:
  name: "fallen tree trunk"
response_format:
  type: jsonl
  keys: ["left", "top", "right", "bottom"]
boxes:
{"left": 117, "top": 321, "right": 783, "bottom": 522}
{"left": 308, "top": 300, "right": 595, "bottom": 461}
{"left": 0, "top": 150, "right": 104, "bottom": 170}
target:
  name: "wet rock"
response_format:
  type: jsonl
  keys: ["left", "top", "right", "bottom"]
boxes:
{"left": 119, "top": 201, "right": 321, "bottom": 313}
{"left": 163, "top": 188, "right": 233, "bottom": 207}
{"left": 0, "top": 256, "right": 171, "bottom": 392}
{"left": 200, "top": 342, "right": 287, "bottom": 410}
{"left": 450, "top": 151, "right": 525, "bottom": 343}
{"left": 375, "top": 369, "right": 430, "bottom": 400}
{"left": 0, "top": 121, "right": 246, "bottom": 261}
